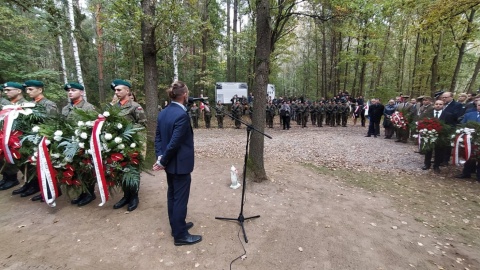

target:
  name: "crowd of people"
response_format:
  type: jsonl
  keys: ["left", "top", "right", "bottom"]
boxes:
{"left": 0, "top": 79, "right": 146, "bottom": 211}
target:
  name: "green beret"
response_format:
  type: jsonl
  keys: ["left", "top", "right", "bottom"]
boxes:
{"left": 110, "top": 79, "right": 131, "bottom": 90}
{"left": 64, "top": 82, "right": 84, "bottom": 91}
{"left": 23, "top": 80, "right": 44, "bottom": 88}
{"left": 3, "top": 82, "right": 25, "bottom": 91}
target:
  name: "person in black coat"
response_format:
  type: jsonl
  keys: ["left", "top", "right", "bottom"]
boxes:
{"left": 422, "top": 99, "right": 456, "bottom": 173}
{"left": 365, "top": 99, "right": 384, "bottom": 137}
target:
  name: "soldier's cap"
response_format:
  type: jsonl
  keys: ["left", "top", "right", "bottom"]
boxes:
{"left": 402, "top": 95, "right": 410, "bottom": 98}
{"left": 64, "top": 82, "right": 84, "bottom": 91}
{"left": 434, "top": 91, "right": 444, "bottom": 99}
{"left": 110, "top": 79, "right": 132, "bottom": 90}
{"left": 23, "top": 80, "right": 44, "bottom": 88}
{"left": 416, "top": 95, "right": 425, "bottom": 101}
{"left": 3, "top": 82, "right": 25, "bottom": 91}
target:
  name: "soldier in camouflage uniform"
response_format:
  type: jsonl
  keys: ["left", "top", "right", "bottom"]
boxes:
{"left": 214, "top": 101, "right": 225, "bottom": 128}
{"left": 232, "top": 100, "right": 243, "bottom": 129}
{"left": 310, "top": 101, "right": 317, "bottom": 126}
{"left": 17, "top": 80, "right": 58, "bottom": 200}
{"left": 203, "top": 101, "right": 212, "bottom": 129}
{"left": 295, "top": 101, "right": 302, "bottom": 125}
{"left": 0, "top": 82, "right": 24, "bottom": 192}
{"left": 290, "top": 101, "right": 298, "bottom": 124}
{"left": 110, "top": 79, "right": 146, "bottom": 212}
{"left": 335, "top": 102, "right": 341, "bottom": 126}
{"left": 326, "top": 101, "right": 334, "bottom": 126}
{"left": 62, "top": 82, "right": 98, "bottom": 206}
{"left": 266, "top": 101, "right": 275, "bottom": 128}
{"left": 316, "top": 101, "right": 325, "bottom": 127}
{"left": 339, "top": 102, "right": 350, "bottom": 127}
{"left": 61, "top": 82, "right": 96, "bottom": 119}
{"left": 189, "top": 103, "right": 199, "bottom": 128}
{"left": 300, "top": 102, "right": 307, "bottom": 128}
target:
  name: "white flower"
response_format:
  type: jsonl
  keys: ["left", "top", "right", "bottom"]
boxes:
{"left": 103, "top": 111, "right": 110, "bottom": 117}
{"left": 87, "top": 149, "right": 93, "bottom": 155}
{"left": 31, "top": 156, "right": 37, "bottom": 162}
{"left": 79, "top": 142, "right": 85, "bottom": 148}
{"left": 65, "top": 157, "right": 73, "bottom": 162}
{"left": 23, "top": 108, "right": 33, "bottom": 115}
{"left": 33, "top": 151, "right": 38, "bottom": 157}
{"left": 54, "top": 130, "right": 63, "bottom": 137}
{"left": 51, "top": 153, "right": 60, "bottom": 159}
{"left": 53, "top": 136, "right": 62, "bottom": 142}
{"left": 80, "top": 132, "right": 88, "bottom": 139}
{"left": 86, "top": 121, "right": 94, "bottom": 127}
{"left": 114, "top": 137, "right": 122, "bottom": 144}
{"left": 74, "top": 129, "right": 80, "bottom": 136}
{"left": 45, "top": 139, "right": 51, "bottom": 145}
{"left": 32, "top": 126, "right": 40, "bottom": 133}
{"left": 104, "top": 133, "right": 113, "bottom": 140}
{"left": 130, "top": 143, "right": 136, "bottom": 148}
{"left": 117, "top": 123, "right": 123, "bottom": 129}
{"left": 78, "top": 121, "right": 85, "bottom": 127}
{"left": 118, "top": 143, "right": 125, "bottom": 150}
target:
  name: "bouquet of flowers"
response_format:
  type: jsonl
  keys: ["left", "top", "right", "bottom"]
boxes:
{"left": 390, "top": 111, "right": 408, "bottom": 130}
{"left": 74, "top": 107, "right": 145, "bottom": 205}
{"left": 413, "top": 118, "right": 451, "bottom": 151}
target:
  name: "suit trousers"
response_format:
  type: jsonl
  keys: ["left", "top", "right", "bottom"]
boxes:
{"left": 424, "top": 145, "right": 444, "bottom": 168}
{"left": 166, "top": 172, "right": 192, "bottom": 239}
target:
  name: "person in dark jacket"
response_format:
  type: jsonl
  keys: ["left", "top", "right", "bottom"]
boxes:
{"left": 365, "top": 99, "right": 384, "bottom": 137}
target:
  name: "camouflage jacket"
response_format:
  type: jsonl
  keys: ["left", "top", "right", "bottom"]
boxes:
{"left": 62, "top": 99, "right": 97, "bottom": 119}
{"left": 112, "top": 99, "right": 147, "bottom": 127}
{"left": 37, "top": 97, "right": 58, "bottom": 116}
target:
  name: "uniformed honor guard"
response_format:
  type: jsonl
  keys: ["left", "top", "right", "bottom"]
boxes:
{"left": 22, "top": 80, "right": 59, "bottom": 201}
{"left": 62, "top": 82, "right": 98, "bottom": 206}
{"left": 110, "top": 79, "right": 146, "bottom": 211}
{"left": 190, "top": 103, "right": 199, "bottom": 128}
{"left": 0, "top": 82, "right": 24, "bottom": 191}
{"left": 215, "top": 101, "right": 225, "bottom": 128}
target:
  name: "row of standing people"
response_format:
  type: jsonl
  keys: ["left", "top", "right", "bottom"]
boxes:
{"left": 0, "top": 79, "right": 146, "bottom": 212}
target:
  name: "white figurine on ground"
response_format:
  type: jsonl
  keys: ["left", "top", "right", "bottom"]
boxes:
{"left": 230, "top": 165, "right": 241, "bottom": 189}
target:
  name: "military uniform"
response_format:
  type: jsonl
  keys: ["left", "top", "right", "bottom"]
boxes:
{"left": 114, "top": 99, "right": 146, "bottom": 127}
{"left": 310, "top": 103, "right": 317, "bottom": 126}
{"left": 326, "top": 102, "right": 334, "bottom": 126}
{"left": 190, "top": 105, "right": 199, "bottom": 128}
{"left": 204, "top": 103, "right": 212, "bottom": 128}
{"left": 62, "top": 100, "right": 96, "bottom": 119}
{"left": 301, "top": 103, "right": 309, "bottom": 128}
{"left": 215, "top": 103, "right": 225, "bottom": 128}
{"left": 232, "top": 102, "right": 243, "bottom": 128}
{"left": 338, "top": 103, "right": 350, "bottom": 127}
{"left": 266, "top": 103, "right": 275, "bottom": 128}
{"left": 316, "top": 103, "right": 325, "bottom": 127}
{"left": 335, "top": 103, "right": 341, "bottom": 126}
{"left": 37, "top": 97, "right": 58, "bottom": 115}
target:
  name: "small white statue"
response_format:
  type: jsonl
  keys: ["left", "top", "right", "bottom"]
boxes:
{"left": 230, "top": 165, "right": 241, "bottom": 189}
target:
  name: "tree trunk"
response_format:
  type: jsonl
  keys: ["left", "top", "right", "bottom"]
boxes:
{"left": 58, "top": 35, "right": 68, "bottom": 84}
{"left": 359, "top": 33, "right": 368, "bottom": 97}
{"left": 430, "top": 30, "right": 444, "bottom": 95}
{"left": 226, "top": 0, "right": 231, "bottom": 81}
{"left": 321, "top": 20, "right": 327, "bottom": 97}
{"left": 95, "top": 3, "right": 105, "bottom": 104}
{"left": 68, "top": 0, "right": 85, "bottom": 95}
{"left": 141, "top": 0, "right": 159, "bottom": 141}
{"left": 466, "top": 54, "right": 480, "bottom": 93}
{"left": 343, "top": 36, "right": 351, "bottom": 93}
{"left": 411, "top": 32, "right": 421, "bottom": 96}
{"left": 232, "top": 0, "right": 238, "bottom": 81}
{"left": 249, "top": 0, "right": 270, "bottom": 182}
{"left": 375, "top": 23, "right": 391, "bottom": 91}
{"left": 450, "top": 9, "right": 476, "bottom": 92}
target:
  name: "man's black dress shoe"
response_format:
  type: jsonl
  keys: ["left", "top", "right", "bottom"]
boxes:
{"left": 171, "top": 222, "right": 194, "bottom": 236}
{"left": 127, "top": 195, "right": 139, "bottom": 212}
{"left": 12, "top": 184, "right": 29, "bottom": 195}
{"left": 0, "top": 180, "right": 19, "bottom": 190}
{"left": 31, "top": 194, "right": 43, "bottom": 201}
{"left": 71, "top": 193, "right": 87, "bottom": 204}
{"left": 113, "top": 196, "right": 129, "bottom": 209}
{"left": 78, "top": 193, "right": 96, "bottom": 207}
{"left": 421, "top": 165, "right": 430, "bottom": 170}
{"left": 455, "top": 174, "right": 471, "bottom": 179}
{"left": 174, "top": 234, "right": 202, "bottom": 246}
{"left": 364, "top": 135, "right": 371, "bottom": 137}
{"left": 0, "top": 179, "right": 5, "bottom": 187}
{"left": 20, "top": 186, "right": 39, "bottom": 197}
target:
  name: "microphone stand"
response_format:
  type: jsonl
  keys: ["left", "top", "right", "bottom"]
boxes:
{"left": 213, "top": 104, "right": 272, "bottom": 243}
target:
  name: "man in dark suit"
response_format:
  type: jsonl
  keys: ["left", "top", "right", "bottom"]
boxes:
{"left": 456, "top": 102, "right": 480, "bottom": 182}
{"left": 440, "top": 92, "right": 464, "bottom": 164}
{"left": 422, "top": 99, "right": 456, "bottom": 173}
{"left": 153, "top": 81, "right": 202, "bottom": 246}
{"left": 365, "top": 98, "right": 384, "bottom": 137}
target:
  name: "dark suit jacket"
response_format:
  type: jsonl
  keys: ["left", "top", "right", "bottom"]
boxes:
{"left": 429, "top": 110, "right": 456, "bottom": 128}
{"left": 368, "top": 104, "right": 384, "bottom": 121}
{"left": 155, "top": 102, "right": 194, "bottom": 175}
{"left": 443, "top": 100, "right": 463, "bottom": 122}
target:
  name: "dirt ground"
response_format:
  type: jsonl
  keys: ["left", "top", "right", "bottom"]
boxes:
{"left": 0, "top": 120, "right": 479, "bottom": 270}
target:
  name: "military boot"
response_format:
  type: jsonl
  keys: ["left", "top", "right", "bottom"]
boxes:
{"left": 77, "top": 185, "right": 96, "bottom": 207}
{"left": 127, "top": 190, "right": 139, "bottom": 212}
{"left": 113, "top": 189, "right": 130, "bottom": 209}
{"left": 0, "top": 173, "right": 19, "bottom": 190}
{"left": 12, "top": 180, "right": 30, "bottom": 195}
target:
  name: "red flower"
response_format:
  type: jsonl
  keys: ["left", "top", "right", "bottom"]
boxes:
{"left": 111, "top": 153, "right": 124, "bottom": 162}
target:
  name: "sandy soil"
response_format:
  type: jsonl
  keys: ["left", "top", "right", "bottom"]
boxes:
{"left": 0, "top": 121, "right": 479, "bottom": 270}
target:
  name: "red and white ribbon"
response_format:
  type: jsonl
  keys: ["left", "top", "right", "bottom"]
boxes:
{"left": 452, "top": 129, "right": 475, "bottom": 166}
{"left": 90, "top": 115, "right": 109, "bottom": 206}
{"left": 0, "top": 103, "right": 35, "bottom": 164}
{"left": 37, "top": 136, "right": 58, "bottom": 207}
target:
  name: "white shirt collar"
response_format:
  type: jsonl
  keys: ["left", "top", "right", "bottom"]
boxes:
{"left": 172, "top": 101, "right": 187, "bottom": 111}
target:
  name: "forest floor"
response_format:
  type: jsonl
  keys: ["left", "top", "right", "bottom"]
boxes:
{"left": 0, "top": 117, "right": 479, "bottom": 270}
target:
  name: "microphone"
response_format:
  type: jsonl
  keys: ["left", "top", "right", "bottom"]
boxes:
{"left": 188, "top": 97, "right": 208, "bottom": 103}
